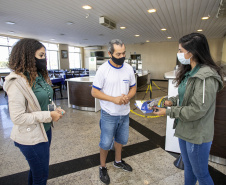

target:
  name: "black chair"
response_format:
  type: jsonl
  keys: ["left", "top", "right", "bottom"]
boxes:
{"left": 51, "top": 82, "right": 63, "bottom": 100}
{"left": 1, "top": 76, "right": 7, "bottom": 97}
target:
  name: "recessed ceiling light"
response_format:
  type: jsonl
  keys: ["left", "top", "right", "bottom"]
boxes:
{"left": 146, "top": 40, "right": 150, "bottom": 42}
{"left": 6, "top": 21, "right": 15, "bottom": 25}
{"left": 161, "top": 28, "right": 167, "bottom": 31}
{"left": 66, "top": 22, "right": 74, "bottom": 25}
{"left": 50, "top": 38, "right": 55, "bottom": 41}
{"left": 147, "top": 9, "right": 156, "bottom": 13}
{"left": 135, "top": 35, "right": 140, "bottom": 37}
{"left": 120, "top": 27, "right": 126, "bottom": 29}
{"left": 197, "top": 29, "right": 203, "bottom": 32}
{"left": 82, "top": 5, "right": 92, "bottom": 10}
{"left": 202, "top": 16, "right": 209, "bottom": 20}
{"left": 9, "top": 31, "right": 14, "bottom": 33}
{"left": 167, "top": 37, "right": 172, "bottom": 39}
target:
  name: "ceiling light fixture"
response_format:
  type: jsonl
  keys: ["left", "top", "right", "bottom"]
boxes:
{"left": 146, "top": 40, "right": 150, "bottom": 42}
{"left": 147, "top": 9, "right": 156, "bottom": 13}
{"left": 120, "top": 27, "right": 126, "bottom": 29}
{"left": 135, "top": 35, "right": 140, "bottom": 37}
{"left": 161, "top": 28, "right": 167, "bottom": 31}
{"left": 197, "top": 29, "right": 203, "bottom": 32}
{"left": 202, "top": 16, "right": 210, "bottom": 20}
{"left": 167, "top": 37, "right": 172, "bottom": 39}
{"left": 6, "top": 21, "right": 15, "bottom": 25}
{"left": 66, "top": 21, "right": 74, "bottom": 25}
{"left": 50, "top": 39, "right": 55, "bottom": 41}
{"left": 82, "top": 5, "right": 92, "bottom": 10}
{"left": 9, "top": 31, "right": 14, "bottom": 33}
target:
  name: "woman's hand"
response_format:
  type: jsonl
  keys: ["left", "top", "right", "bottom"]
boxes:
{"left": 55, "top": 107, "right": 66, "bottom": 116}
{"left": 153, "top": 107, "right": 166, "bottom": 116}
{"left": 164, "top": 100, "right": 173, "bottom": 107}
{"left": 50, "top": 111, "right": 62, "bottom": 122}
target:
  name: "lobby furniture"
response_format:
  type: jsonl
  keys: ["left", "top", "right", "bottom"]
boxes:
{"left": 66, "top": 77, "right": 100, "bottom": 112}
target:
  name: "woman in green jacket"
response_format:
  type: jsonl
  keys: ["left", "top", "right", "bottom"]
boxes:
{"left": 154, "top": 33, "right": 223, "bottom": 185}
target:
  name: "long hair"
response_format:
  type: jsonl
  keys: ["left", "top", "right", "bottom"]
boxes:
{"left": 8, "top": 38, "right": 51, "bottom": 86}
{"left": 174, "top": 33, "right": 224, "bottom": 86}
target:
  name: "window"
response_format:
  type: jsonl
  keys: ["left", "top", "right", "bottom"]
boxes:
{"left": 41, "top": 42, "right": 59, "bottom": 70}
{"left": 0, "top": 36, "right": 19, "bottom": 73}
{"left": 69, "top": 46, "right": 81, "bottom": 69}
{"left": 0, "top": 36, "right": 59, "bottom": 72}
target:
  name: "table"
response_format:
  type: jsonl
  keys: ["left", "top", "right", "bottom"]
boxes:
{"left": 65, "top": 77, "right": 100, "bottom": 112}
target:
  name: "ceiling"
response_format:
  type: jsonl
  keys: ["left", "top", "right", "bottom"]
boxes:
{"left": 0, "top": 0, "right": 226, "bottom": 47}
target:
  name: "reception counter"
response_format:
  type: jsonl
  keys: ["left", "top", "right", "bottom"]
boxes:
{"left": 164, "top": 70, "right": 226, "bottom": 165}
{"left": 66, "top": 77, "right": 100, "bottom": 112}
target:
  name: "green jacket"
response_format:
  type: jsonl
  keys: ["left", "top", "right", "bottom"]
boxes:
{"left": 166, "top": 65, "right": 224, "bottom": 144}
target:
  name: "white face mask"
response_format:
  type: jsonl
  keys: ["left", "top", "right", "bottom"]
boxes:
{"left": 177, "top": 52, "right": 192, "bottom": 65}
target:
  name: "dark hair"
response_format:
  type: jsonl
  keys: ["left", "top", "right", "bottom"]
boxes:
{"left": 174, "top": 32, "right": 224, "bottom": 86}
{"left": 108, "top": 39, "right": 124, "bottom": 54}
{"left": 8, "top": 38, "right": 51, "bottom": 86}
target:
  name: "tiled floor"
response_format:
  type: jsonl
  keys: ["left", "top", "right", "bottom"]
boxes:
{"left": 0, "top": 81, "right": 225, "bottom": 185}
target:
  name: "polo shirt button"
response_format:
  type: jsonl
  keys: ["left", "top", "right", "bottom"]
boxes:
{"left": 27, "top": 128, "right": 31, "bottom": 132}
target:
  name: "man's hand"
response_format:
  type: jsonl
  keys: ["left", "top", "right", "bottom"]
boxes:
{"left": 113, "top": 96, "right": 126, "bottom": 105}
{"left": 122, "top": 94, "right": 129, "bottom": 104}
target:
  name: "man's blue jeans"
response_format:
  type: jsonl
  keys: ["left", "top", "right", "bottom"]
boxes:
{"left": 179, "top": 138, "right": 214, "bottom": 185}
{"left": 15, "top": 128, "right": 52, "bottom": 185}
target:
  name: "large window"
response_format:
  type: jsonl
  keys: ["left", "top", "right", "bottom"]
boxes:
{"left": 0, "top": 36, "right": 59, "bottom": 73}
{"left": 69, "top": 46, "right": 81, "bottom": 69}
{"left": 41, "top": 42, "right": 59, "bottom": 70}
{"left": 0, "top": 36, "right": 19, "bottom": 73}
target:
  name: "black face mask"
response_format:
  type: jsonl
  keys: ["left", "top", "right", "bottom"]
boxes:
{"left": 35, "top": 57, "right": 47, "bottom": 71}
{"left": 111, "top": 55, "right": 125, "bottom": 66}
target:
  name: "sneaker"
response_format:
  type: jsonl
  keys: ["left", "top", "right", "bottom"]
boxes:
{"left": 113, "top": 160, "right": 133, "bottom": 172}
{"left": 99, "top": 167, "right": 110, "bottom": 184}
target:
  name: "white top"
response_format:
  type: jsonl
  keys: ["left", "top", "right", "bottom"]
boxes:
{"left": 164, "top": 70, "right": 176, "bottom": 79}
{"left": 93, "top": 61, "right": 136, "bottom": 116}
{"left": 65, "top": 77, "right": 94, "bottom": 82}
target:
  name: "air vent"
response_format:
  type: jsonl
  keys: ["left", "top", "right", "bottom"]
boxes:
{"left": 99, "top": 16, "right": 116, "bottom": 29}
{"left": 216, "top": 0, "right": 226, "bottom": 18}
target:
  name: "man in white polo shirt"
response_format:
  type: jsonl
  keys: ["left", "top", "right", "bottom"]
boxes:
{"left": 91, "top": 39, "right": 136, "bottom": 184}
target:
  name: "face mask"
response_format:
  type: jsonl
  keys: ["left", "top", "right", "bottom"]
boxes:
{"left": 111, "top": 55, "right": 125, "bottom": 66}
{"left": 177, "top": 52, "right": 192, "bottom": 65}
{"left": 35, "top": 57, "right": 47, "bottom": 71}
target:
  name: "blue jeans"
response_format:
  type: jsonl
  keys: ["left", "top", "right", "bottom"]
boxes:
{"left": 179, "top": 138, "right": 214, "bottom": 185}
{"left": 15, "top": 128, "right": 52, "bottom": 185}
{"left": 99, "top": 109, "right": 129, "bottom": 150}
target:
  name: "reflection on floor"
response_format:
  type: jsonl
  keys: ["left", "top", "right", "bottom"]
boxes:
{"left": 0, "top": 81, "right": 225, "bottom": 185}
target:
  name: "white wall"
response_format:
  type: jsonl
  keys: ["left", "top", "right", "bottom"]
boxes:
{"left": 83, "top": 38, "right": 224, "bottom": 79}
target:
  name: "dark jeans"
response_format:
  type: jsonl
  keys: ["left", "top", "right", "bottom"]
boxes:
{"left": 179, "top": 138, "right": 214, "bottom": 185}
{"left": 15, "top": 128, "right": 52, "bottom": 185}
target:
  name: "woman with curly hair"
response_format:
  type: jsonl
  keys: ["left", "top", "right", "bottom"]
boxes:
{"left": 3, "top": 38, "right": 65, "bottom": 185}
{"left": 154, "top": 33, "right": 224, "bottom": 185}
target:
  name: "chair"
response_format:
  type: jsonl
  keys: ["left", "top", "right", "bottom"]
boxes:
{"left": 0, "top": 76, "right": 7, "bottom": 97}
{"left": 51, "top": 82, "right": 63, "bottom": 100}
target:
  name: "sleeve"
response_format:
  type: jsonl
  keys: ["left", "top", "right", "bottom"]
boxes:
{"left": 92, "top": 68, "right": 104, "bottom": 90}
{"left": 168, "top": 95, "right": 179, "bottom": 106}
{"left": 166, "top": 77, "right": 219, "bottom": 122}
{"left": 7, "top": 83, "right": 52, "bottom": 126}
{"left": 129, "top": 67, "right": 136, "bottom": 87}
